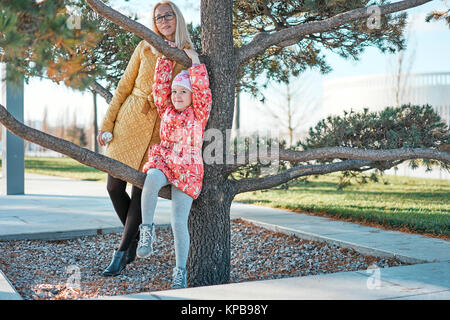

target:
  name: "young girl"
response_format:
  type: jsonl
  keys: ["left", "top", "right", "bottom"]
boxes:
{"left": 137, "top": 49, "right": 212, "bottom": 289}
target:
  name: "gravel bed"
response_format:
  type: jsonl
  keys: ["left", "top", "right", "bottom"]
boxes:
{"left": 0, "top": 219, "right": 408, "bottom": 300}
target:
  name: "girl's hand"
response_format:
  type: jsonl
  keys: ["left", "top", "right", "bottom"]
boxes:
{"left": 165, "top": 39, "right": 177, "bottom": 48}
{"left": 184, "top": 49, "right": 200, "bottom": 65}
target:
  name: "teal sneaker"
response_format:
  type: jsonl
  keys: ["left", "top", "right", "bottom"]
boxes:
{"left": 136, "top": 224, "right": 156, "bottom": 258}
{"left": 171, "top": 267, "right": 187, "bottom": 289}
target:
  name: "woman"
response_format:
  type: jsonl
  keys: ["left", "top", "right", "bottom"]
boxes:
{"left": 98, "top": 1, "right": 194, "bottom": 277}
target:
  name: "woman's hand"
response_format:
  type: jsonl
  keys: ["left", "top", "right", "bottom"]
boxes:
{"left": 184, "top": 49, "right": 200, "bottom": 65}
{"left": 97, "top": 131, "right": 105, "bottom": 147}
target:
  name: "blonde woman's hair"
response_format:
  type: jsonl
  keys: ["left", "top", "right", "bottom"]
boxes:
{"left": 150, "top": 1, "right": 193, "bottom": 54}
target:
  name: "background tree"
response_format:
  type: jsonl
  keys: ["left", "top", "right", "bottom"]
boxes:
{"left": 426, "top": 0, "right": 450, "bottom": 28}
{"left": 64, "top": 111, "right": 88, "bottom": 147}
{"left": 38, "top": 106, "right": 51, "bottom": 153}
{"left": 298, "top": 104, "right": 450, "bottom": 188}
{"left": 385, "top": 21, "right": 417, "bottom": 108}
{"left": 426, "top": 9, "right": 450, "bottom": 27}
{"left": 1, "top": 0, "right": 449, "bottom": 288}
{"left": 256, "top": 77, "right": 319, "bottom": 147}
{"left": 0, "top": 0, "right": 101, "bottom": 87}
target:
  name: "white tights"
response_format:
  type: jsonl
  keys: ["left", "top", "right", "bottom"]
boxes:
{"left": 141, "top": 168, "right": 193, "bottom": 269}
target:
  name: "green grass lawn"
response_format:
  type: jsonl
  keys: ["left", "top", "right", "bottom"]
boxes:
{"left": 234, "top": 172, "right": 450, "bottom": 238}
{"left": 1, "top": 156, "right": 449, "bottom": 238}
{"left": 0, "top": 156, "right": 107, "bottom": 182}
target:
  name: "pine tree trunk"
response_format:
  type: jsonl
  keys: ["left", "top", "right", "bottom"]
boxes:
{"left": 92, "top": 91, "right": 99, "bottom": 153}
{"left": 187, "top": 175, "right": 235, "bottom": 286}
{"left": 186, "top": 0, "right": 237, "bottom": 286}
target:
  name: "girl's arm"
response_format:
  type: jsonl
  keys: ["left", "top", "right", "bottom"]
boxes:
{"left": 152, "top": 56, "right": 174, "bottom": 119}
{"left": 101, "top": 40, "right": 144, "bottom": 132}
{"left": 183, "top": 49, "right": 212, "bottom": 125}
{"left": 189, "top": 63, "right": 212, "bottom": 126}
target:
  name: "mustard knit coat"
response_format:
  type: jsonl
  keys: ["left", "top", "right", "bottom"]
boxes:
{"left": 100, "top": 40, "right": 184, "bottom": 171}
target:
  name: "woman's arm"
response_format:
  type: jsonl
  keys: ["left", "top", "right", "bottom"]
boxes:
{"left": 152, "top": 56, "right": 174, "bottom": 119}
{"left": 100, "top": 40, "right": 144, "bottom": 133}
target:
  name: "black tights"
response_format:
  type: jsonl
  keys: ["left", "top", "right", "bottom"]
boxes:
{"left": 107, "top": 175, "right": 142, "bottom": 251}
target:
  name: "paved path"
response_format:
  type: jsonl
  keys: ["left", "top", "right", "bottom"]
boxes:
{"left": 0, "top": 173, "right": 449, "bottom": 300}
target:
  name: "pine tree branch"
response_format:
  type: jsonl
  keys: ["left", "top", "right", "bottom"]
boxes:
{"left": 89, "top": 80, "right": 113, "bottom": 104}
{"left": 0, "top": 103, "right": 172, "bottom": 199}
{"left": 225, "top": 146, "right": 450, "bottom": 175}
{"left": 233, "top": 159, "right": 375, "bottom": 194}
{"left": 278, "top": 146, "right": 450, "bottom": 163}
{"left": 236, "top": 0, "right": 432, "bottom": 65}
{"left": 85, "top": 0, "right": 191, "bottom": 67}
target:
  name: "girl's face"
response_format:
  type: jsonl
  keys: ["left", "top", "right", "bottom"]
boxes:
{"left": 155, "top": 4, "right": 177, "bottom": 41}
{"left": 171, "top": 85, "right": 192, "bottom": 112}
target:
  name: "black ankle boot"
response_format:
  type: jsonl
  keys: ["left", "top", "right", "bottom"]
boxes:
{"left": 126, "top": 237, "right": 139, "bottom": 264}
{"left": 102, "top": 250, "right": 127, "bottom": 277}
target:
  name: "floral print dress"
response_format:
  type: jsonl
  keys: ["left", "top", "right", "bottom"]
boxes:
{"left": 142, "top": 57, "right": 212, "bottom": 200}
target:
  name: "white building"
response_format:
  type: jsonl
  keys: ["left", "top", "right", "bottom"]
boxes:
{"left": 322, "top": 72, "right": 450, "bottom": 180}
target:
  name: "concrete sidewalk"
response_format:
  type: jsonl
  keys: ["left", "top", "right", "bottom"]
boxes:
{"left": 0, "top": 174, "right": 170, "bottom": 240}
{"left": 0, "top": 173, "right": 449, "bottom": 300}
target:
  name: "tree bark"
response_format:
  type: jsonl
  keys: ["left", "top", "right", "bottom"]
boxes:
{"left": 277, "top": 146, "right": 450, "bottom": 163}
{"left": 225, "top": 146, "right": 450, "bottom": 174}
{"left": 186, "top": 0, "right": 237, "bottom": 287}
{"left": 92, "top": 91, "right": 98, "bottom": 153}
{"left": 234, "top": 159, "right": 376, "bottom": 194}
{"left": 187, "top": 175, "right": 235, "bottom": 286}
{"left": 90, "top": 80, "right": 112, "bottom": 104}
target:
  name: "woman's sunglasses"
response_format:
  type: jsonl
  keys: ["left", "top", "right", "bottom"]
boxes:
{"left": 155, "top": 12, "right": 176, "bottom": 24}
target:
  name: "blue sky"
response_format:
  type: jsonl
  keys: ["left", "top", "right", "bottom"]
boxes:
{"left": 322, "top": 5, "right": 450, "bottom": 77}
{"left": 3, "top": 0, "right": 448, "bottom": 132}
